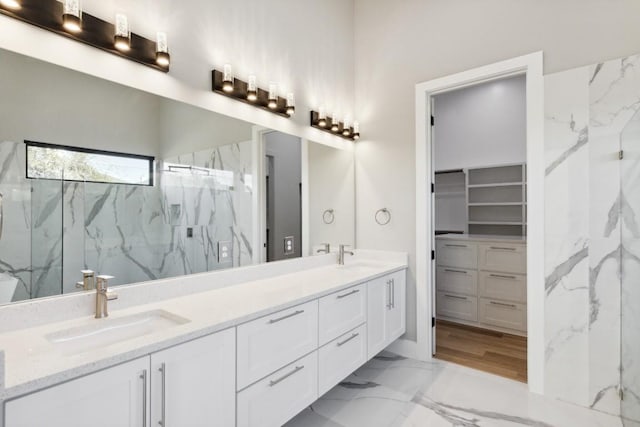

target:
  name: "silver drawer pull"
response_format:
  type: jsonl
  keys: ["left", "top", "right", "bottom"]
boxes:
{"left": 337, "top": 332, "right": 360, "bottom": 346}
{"left": 444, "top": 294, "right": 467, "bottom": 300}
{"left": 489, "top": 274, "right": 517, "bottom": 279}
{"left": 444, "top": 269, "right": 467, "bottom": 274}
{"left": 489, "top": 246, "right": 516, "bottom": 251}
{"left": 269, "top": 365, "right": 304, "bottom": 387}
{"left": 269, "top": 310, "right": 304, "bottom": 324}
{"left": 337, "top": 289, "right": 360, "bottom": 299}
{"left": 445, "top": 244, "right": 467, "bottom": 248}
{"left": 489, "top": 301, "right": 517, "bottom": 308}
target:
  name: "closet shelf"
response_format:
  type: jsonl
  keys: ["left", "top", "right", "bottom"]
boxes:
{"left": 467, "top": 181, "right": 523, "bottom": 188}
{"left": 468, "top": 202, "right": 522, "bottom": 206}
{"left": 468, "top": 221, "right": 523, "bottom": 226}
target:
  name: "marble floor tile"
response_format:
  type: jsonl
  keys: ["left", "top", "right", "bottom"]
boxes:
{"left": 288, "top": 352, "right": 623, "bottom": 427}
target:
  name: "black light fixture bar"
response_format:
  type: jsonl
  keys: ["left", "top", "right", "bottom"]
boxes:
{"left": 211, "top": 70, "right": 291, "bottom": 118}
{"left": 0, "top": 0, "right": 169, "bottom": 72}
{"left": 310, "top": 111, "right": 358, "bottom": 141}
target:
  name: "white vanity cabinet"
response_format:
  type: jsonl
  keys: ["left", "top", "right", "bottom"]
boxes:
{"left": 367, "top": 270, "right": 407, "bottom": 359}
{"left": 5, "top": 357, "right": 150, "bottom": 427}
{"left": 150, "top": 328, "right": 236, "bottom": 427}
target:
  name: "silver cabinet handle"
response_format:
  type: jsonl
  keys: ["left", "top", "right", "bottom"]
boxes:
{"left": 445, "top": 244, "right": 467, "bottom": 248}
{"left": 444, "top": 269, "right": 467, "bottom": 274}
{"left": 489, "top": 246, "right": 516, "bottom": 251}
{"left": 158, "top": 363, "right": 166, "bottom": 426}
{"left": 391, "top": 278, "right": 395, "bottom": 308}
{"left": 269, "top": 309, "right": 304, "bottom": 324}
{"left": 386, "top": 280, "right": 392, "bottom": 309}
{"left": 140, "top": 369, "right": 148, "bottom": 427}
{"left": 337, "top": 332, "right": 360, "bottom": 346}
{"left": 489, "top": 301, "right": 517, "bottom": 308}
{"left": 489, "top": 274, "right": 517, "bottom": 279}
{"left": 269, "top": 365, "right": 304, "bottom": 387}
{"left": 444, "top": 294, "right": 467, "bottom": 300}
{"left": 337, "top": 289, "right": 360, "bottom": 299}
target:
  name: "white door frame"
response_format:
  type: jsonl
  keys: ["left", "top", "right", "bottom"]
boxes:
{"left": 414, "top": 52, "right": 545, "bottom": 394}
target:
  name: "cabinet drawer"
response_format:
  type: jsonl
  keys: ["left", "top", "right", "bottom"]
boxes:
{"left": 237, "top": 351, "right": 318, "bottom": 427}
{"left": 479, "top": 297, "right": 527, "bottom": 332}
{"left": 436, "top": 291, "right": 477, "bottom": 322}
{"left": 436, "top": 240, "right": 478, "bottom": 269}
{"left": 478, "top": 243, "right": 526, "bottom": 274}
{"left": 237, "top": 300, "right": 318, "bottom": 390}
{"left": 319, "top": 324, "right": 367, "bottom": 396}
{"left": 319, "top": 283, "right": 366, "bottom": 345}
{"left": 479, "top": 271, "right": 526, "bottom": 303}
{"left": 436, "top": 267, "right": 477, "bottom": 296}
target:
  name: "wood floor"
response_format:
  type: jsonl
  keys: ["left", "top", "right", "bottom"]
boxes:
{"left": 434, "top": 320, "right": 527, "bottom": 383}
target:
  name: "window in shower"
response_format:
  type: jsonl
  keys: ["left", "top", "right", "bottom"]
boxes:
{"left": 25, "top": 141, "right": 155, "bottom": 186}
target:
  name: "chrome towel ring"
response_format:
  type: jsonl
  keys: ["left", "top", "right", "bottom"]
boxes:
{"left": 322, "top": 209, "right": 335, "bottom": 224}
{"left": 375, "top": 208, "right": 391, "bottom": 225}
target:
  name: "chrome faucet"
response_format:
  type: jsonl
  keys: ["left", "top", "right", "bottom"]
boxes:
{"left": 317, "top": 243, "right": 330, "bottom": 254}
{"left": 338, "top": 244, "right": 354, "bottom": 265}
{"left": 95, "top": 275, "right": 118, "bottom": 318}
{"left": 76, "top": 270, "right": 95, "bottom": 291}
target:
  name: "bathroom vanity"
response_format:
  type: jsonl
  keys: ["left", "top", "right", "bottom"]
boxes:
{"left": 0, "top": 251, "right": 407, "bottom": 427}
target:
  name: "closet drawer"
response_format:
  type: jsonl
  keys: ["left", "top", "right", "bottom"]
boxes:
{"left": 479, "top": 271, "right": 526, "bottom": 303}
{"left": 436, "top": 240, "right": 477, "bottom": 269}
{"left": 237, "top": 300, "right": 318, "bottom": 390}
{"left": 237, "top": 351, "right": 318, "bottom": 427}
{"left": 478, "top": 297, "right": 527, "bottom": 332}
{"left": 478, "top": 243, "right": 526, "bottom": 274}
{"left": 318, "top": 324, "right": 367, "bottom": 396}
{"left": 436, "top": 267, "right": 477, "bottom": 296}
{"left": 318, "top": 283, "right": 366, "bottom": 346}
{"left": 436, "top": 291, "right": 477, "bottom": 322}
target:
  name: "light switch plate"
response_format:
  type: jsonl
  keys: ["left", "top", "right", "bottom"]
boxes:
{"left": 284, "top": 236, "right": 295, "bottom": 256}
{"left": 218, "top": 240, "right": 233, "bottom": 263}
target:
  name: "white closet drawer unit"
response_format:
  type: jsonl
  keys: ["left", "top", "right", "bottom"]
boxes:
{"left": 436, "top": 240, "right": 478, "bottom": 269}
{"left": 436, "top": 291, "right": 477, "bottom": 322}
{"left": 436, "top": 267, "right": 477, "bottom": 296}
{"left": 237, "top": 351, "right": 318, "bottom": 427}
{"left": 478, "top": 243, "right": 526, "bottom": 274}
{"left": 318, "top": 324, "right": 367, "bottom": 396}
{"left": 237, "top": 300, "right": 318, "bottom": 390}
{"left": 478, "top": 298, "right": 527, "bottom": 332}
{"left": 318, "top": 283, "right": 367, "bottom": 345}
{"left": 479, "top": 271, "right": 526, "bottom": 302}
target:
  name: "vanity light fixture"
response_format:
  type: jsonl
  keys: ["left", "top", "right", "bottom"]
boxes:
{"left": 211, "top": 69, "right": 293, "bottom": 118}
{"left": 113, "top": 13, "right": 130, "bottom": 52}
{"left": 62, "top": 0, "right": 81, "bottom": 33}
{"left": 286, "top": 93, "right": 295, "bottom": 116}
{"left": 247, "top": 75, "right": 258, "bottom": 101}
{"left": 0, "top": 0, "right": 169, "bottom": 72}
{"left": 0, "top": 0, "right": 20, "bottom": 10}
{"left": 310, "top": 111, "right": 359, "bottom": 141}
{"left": 155, "top": 32, "right": 170, "bottom": 67}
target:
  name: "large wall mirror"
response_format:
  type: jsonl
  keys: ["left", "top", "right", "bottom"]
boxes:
{"left": 0, "top": 48, "right": 355, "bottom": 304}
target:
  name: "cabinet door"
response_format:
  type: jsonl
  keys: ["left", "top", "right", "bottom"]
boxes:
{"left": 386, "top": 270, "right": 406, "bottom": 342}
{"left": 151, "top": 328, "right": 235, "bottom": 427}
{"left": 367, "top": 275, "right": 389, "bottom": 359}
{"left": 6, "top": 357, "right": 150, "bottom": 427}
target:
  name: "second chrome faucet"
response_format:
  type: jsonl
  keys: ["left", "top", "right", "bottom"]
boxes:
{"left": 76, "top": 270, "right": 118, "bottom": 318}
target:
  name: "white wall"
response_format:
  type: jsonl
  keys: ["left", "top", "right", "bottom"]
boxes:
{"left": 354, "top": 0, "right": 640, "bottom": 343}
{"left": 433, "top": 75, "right": 526, "bottom": 171}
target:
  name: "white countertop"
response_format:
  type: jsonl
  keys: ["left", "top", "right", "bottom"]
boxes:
{"left": 436, "top": 233, "right": 526, "bottom": 244}
{"left": 0, "top": 252, "right": 407, "bottom": 401}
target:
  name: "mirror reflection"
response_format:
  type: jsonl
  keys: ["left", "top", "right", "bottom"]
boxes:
{"left": 0, "top": 48, "right": 355, "bottom": 304}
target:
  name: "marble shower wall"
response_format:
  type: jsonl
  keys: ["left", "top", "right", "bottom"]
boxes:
{"left": 544, "top": 54, "right": 640, "bottom": 422}
{"left": 0, "top": 139, "right": 253, "bottom": 301}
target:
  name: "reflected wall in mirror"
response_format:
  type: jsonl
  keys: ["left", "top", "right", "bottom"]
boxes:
{"left": 0, "top": 48, "right": 356, "bottom": 304}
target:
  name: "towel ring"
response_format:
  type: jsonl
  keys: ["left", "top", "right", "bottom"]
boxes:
{"left": 375, "top": 208, "right": 391, "bottom": 226}
{"left": 322, "top": 209, "right": 335, "bottom": 224}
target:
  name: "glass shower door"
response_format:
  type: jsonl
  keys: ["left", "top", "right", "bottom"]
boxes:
{"left": 620, "top": 110, "right": 640, "bottom": 426}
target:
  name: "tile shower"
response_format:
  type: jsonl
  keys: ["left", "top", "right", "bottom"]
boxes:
{"left": 0, "top": 140, "right": 253, "bottom": 303}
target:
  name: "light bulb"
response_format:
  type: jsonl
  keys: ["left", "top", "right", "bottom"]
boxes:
{"left": 268, "top": 83, "right": 278, "bottom": 109}
{"left": 318, "top": 107, "right": 327, "bottom": 127}
{"left": 331, "top": 113, "right": 339, "bottom": 132}
{"left": 342, "top": 118, "right": 351, "bottom": 137}
{"left": 352, "top": 121, "right": 360, "bottom": 140}
{"left": 114, "top": 14, "right": 131, "bottom": 52}
{"left": 155, "top": 32, "right": 170, "bottom": 67}
{"left": 247, "top": 75, "right": 257, "bottom": 101}
{"left": 62, "top": 0, "right": 82, "bottom": 33}
{"left": 286, "top": 93, "right": 295, "bottom": 116}
{"left": 0, "top": 0, "right": 21, "bottom": 10}
{"left": 222, "top": 64, "right": 234, "bottom": 93}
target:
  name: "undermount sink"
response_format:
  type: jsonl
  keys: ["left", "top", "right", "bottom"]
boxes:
{"left": 45, "top": 310, "right": 190, "bottom": 356}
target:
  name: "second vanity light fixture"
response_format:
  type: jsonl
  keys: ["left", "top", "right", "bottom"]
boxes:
{"left": 0, "top": 0, "right": 170, "bottom": 72}
{"left": 212, "top": 65, "right": 295, "bottom": 118}
{"left": 310, "top": 109, "right": 360, "bottom": 141}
